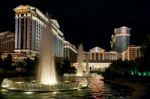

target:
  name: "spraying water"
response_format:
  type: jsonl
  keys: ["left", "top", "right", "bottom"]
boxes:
{"left": 38, "top": 19, "right": 57, "bottom": 85}
{"left": 76, "top": 44, "right": 83, "bottom": 76}
{"left": 85, "top": 53, "right": 89, "bottom": 74}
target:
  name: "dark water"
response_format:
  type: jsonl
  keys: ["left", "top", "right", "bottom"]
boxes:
{"left": 0, "top": 83, "right": 133, "bottom": 99}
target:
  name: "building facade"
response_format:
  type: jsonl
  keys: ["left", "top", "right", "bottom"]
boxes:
{"left": 86, "top": 47, "right": 105, "bottom": 62}
{"left": 122, "top": 45, "right": 142, "bottom": 61}
{"left": 14, "top": 5, "right": 64, "bottom": 57}
{"left": 83, "top": 47, "right": 119, "bottom": 62}
{"left": 81, "top": 47, "right": 118, "bottom": 72}
{"left": 0, "top": 31, "right": 15, "bottom": 53}
{"left": 63, "top": 40, "right": 77, "bottom": 62}
{"left": 111, "top": 26, "right": 130, "bottom": 53}
{"left": 104, "top": 51, "right": 118, "bottom": 61}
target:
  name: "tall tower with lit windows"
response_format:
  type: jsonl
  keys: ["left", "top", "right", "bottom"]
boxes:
{"left": 110, "top": 26, "right": 130, "bottom": 53}
{"left": 14, "top": 5, "right": 64, "bottom": 57}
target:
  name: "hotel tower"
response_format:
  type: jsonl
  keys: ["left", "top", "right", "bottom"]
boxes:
{"left": 14, "top": 5, "right": 64, "bottom": 57}
{"left": 111, "top": 26, "right": 130, "bottom": 53}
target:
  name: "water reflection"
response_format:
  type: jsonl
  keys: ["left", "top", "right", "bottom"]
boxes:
{"left": 88, "top": 75, "right": 105, "bottom": 99}
{"left": 0, "top": 77, "right": 133, "bottom": 99}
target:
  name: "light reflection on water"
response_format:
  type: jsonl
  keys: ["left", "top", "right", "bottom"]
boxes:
{"left": 0, "top": 83, "right": 133, "bottom": 99}
{"left": 0, "top": 75, "right": 133, "bottom": 99}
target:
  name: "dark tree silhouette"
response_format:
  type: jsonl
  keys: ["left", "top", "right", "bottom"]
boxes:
{"left": 141, "top": 34, "right": 150, "bottom": 71}
{"left": 3, "top": 54, "right": 13, "bottom": 70}
{"left": 0, "top": 53, "right": 3, "bottom": 68}
{"left": 56, "top": 58, "right": 76, "bottom": 75}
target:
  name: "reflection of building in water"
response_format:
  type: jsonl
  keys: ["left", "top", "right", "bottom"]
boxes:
{"left": 88, "top": 75, "right": 105, "bottom": 98}
{"left": 89, "top": 75, "right": 104, "bottom": 91}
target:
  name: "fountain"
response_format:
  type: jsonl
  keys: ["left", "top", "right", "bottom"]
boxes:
{"left": 1, "top": 16, "right": 88, "bottom": 92}
{"left": 85, "top": 53, "right": 89, "bottom": 74}
{"left": 76, "top": 44, "right": 84, "bottom": 76}
{"left": 37, "top": 19, "right": 57, "bottom": 85}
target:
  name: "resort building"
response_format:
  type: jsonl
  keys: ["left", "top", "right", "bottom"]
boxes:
{"left": 87, "top": 47, "right": 105, "bottom": 62}
{"left": 122, "top": 45, "right": 142, "bottom": 61}
{"left": 83, "top": 47, "right": 119, "bottom": 62}
{"left": 104, "top": 51, "right": 118, "bottom": 61}
{"left": 63, "top": 40, "right": 77, "bottom": 62}
{"left": 0, "top": 31, "right": 15, "bottom": 53}
{"left": 80, "top": 47, "right": 119, "bottom": 72}
{"left": 14, "top": 5, "right": 64, "bottom": 58}
{"left": 111, "top": 26, "right": 130, "bottom": 53}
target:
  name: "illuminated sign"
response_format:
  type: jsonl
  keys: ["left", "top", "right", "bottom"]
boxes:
{"left": 16, "top": 9, "right": 30, "bottom": 14}
{"left": 15, "top": 6, "right": 30, "bottom": 14}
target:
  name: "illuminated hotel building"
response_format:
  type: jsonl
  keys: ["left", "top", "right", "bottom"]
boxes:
{"left": 0, "top": 31, "right": 15, "bottom": 53}
{"left": 83, "top": 47, "right": 119, "bottom": 62}
{"left": 81, "top": 45, "right": 142, "bottom": 71}
{"left": 122, "top": 45, "right": 142, "bottom": 61}
{"left": 64, "top": 40, "right": 77, "bottom": 62}
{"left": 104, "top": 51, "right": 118, "bottom": 61}
{"left": 80, "top": 47, "right": 119, "bottom": 72}
{"left": 87, "top": 47, "right": 105, "bottom": 61}
{"left": 14, "top": 5, "right": 64, "bottom": 57}
{"left": 111, "top": 26, "right": 130, "bottom": 53}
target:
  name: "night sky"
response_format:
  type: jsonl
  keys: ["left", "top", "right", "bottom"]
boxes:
{"left": 0, "top": 0, "right": 150, "bottom": 51}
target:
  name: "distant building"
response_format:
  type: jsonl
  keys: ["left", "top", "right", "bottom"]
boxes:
{"left": 122, "top": 45, "right": 142, "bottom": 61}
{"left": 63, "top": 40, "right": 77, "bottom": 62}
{"left": 87, "top": 47, "right": 105, "bottom": 62}
{"left": 80, "top": 45, "right": 142, "bottom": 72}
{"left": 0, "top": 31, "right": 15, "bottom": 53}
{"left": 111, "top": 26, "right": 130, "bottom": 53}
{"left": 14, "top": 5, "right": 64, "bottom": 57}
{"left": 104, "top": 51, "right": 118, "bottom": 61}
{"left": 81, "top": 47, "right": 119, "bottom": 72}
{"left": 83, "top": 47, "right": 118, "bottom": 62}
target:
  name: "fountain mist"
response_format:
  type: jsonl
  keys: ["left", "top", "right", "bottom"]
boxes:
{"left": 85, "top": 53, "right": 89, "bottom": 74}
{"left": 76, "top": 44, "right": 83, "bottom": 76}
{"left": 38, "top": 20, "right": 57, "bottom": 85}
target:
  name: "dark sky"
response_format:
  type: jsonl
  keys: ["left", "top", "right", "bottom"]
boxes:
{"left": 0, "top": 0, "right": 150, "bottom": 51}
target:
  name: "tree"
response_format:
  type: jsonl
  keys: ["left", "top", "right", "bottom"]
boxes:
{"left": 24, "top": 57, "right": 38, "bottom": 76}
{"left": 141, "top": 34, "right": 150, "bottom": 71}
{"left": 0, "top": 53, "right": 3, "bottom": 68}
{"left": 31, "top": 56, "right": 39, "bottom": 76}
{"left": 3, "top": 54, "right": 13, "bottom": 70}
{"left": 56, "top": 58, "right": 76, "bottom": 75}
{"left": 25, "top": 57, "right": 32, "bottom": 70}
{"left": 104, "top": 59, "right": 131, "bottom": 78}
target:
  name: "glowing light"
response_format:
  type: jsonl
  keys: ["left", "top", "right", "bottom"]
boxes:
{"left": 143, "top": 72, "right": 147, "bottom": 76}
{"left": 16, "top": 9, "right": 30, "bottom": 14}
{"left": 77, "top": 88, "right": 81, "bottom": 91}
{"left": 24, "top": 92, "right": 34, "bottom": 94}
{"left": 9, "top": 87, "right": 16, "bottom": 90}
{"left": 1, "top": 89, "right": 8, "bottom": 92}
{"left": 138, "top": 72, "right": 142, "bottom": 76}
{"left": 52, "top": 92, "right": 59, "bottom": 94}
{"left": 148, "top": 72, "right": 150, "bottom": 76}
{"left": 15, "top": 5, "right": 30, "bottom": 14}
